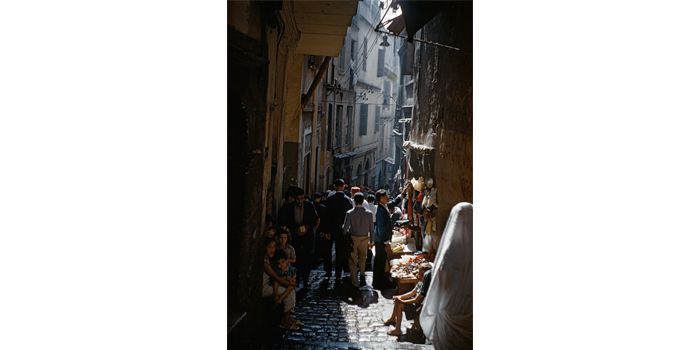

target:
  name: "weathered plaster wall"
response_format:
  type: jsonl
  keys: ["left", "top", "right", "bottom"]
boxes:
{"left": 282, "top": 54, "right": 305, "bottom": 191}
{"left": 230, "top": 1, "right": 358, "bottom": 345}
{"left": 229, "top": 25, "right": 268, "bottom": 344}
{"left": 411, "top": 1, "right": 473, "bottom": 236}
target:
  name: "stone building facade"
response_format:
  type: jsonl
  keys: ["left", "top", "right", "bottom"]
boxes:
{"left": 229, "top": 0, "right": 358, "bottom": 343}
{"left": 404, "top": 1, "right": 473, "bottom": 236}
{"left": 318, "top": 0, "right": 401, "bottom": 191}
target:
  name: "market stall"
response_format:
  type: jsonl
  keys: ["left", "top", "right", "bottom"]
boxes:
{"left": 386, "top": 226, "right": 422, "bottom": 293}
{"left": 388, "top": 227, "right": 417, "bottom": 256}
{"left": 389, "top": 253, "right": 429, "bottom": 294}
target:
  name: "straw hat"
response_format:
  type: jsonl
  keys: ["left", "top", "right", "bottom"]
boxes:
{"left": 410, "top": 177, "right": 425, "bottom": 192}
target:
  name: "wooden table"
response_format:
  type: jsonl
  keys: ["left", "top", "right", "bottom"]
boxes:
{"left": 396, "top": 276, "right": 418, "bottom": 294}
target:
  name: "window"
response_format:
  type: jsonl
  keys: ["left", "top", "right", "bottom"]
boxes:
{"left": 362, "top": 38, "right": 367, "bottom": 71}
{"left": 359, "top": 104, "right": 368, "bottom": 136}
{"left": 377, "top": 48, "right": 385, "bottom": 77}
{"left": 364, "top": 160, "right": 370, "bottom": 186}
{"left": 304, "top": 133, "right": 311, "bottom": 155}
{"left": 374, "top": 106, "right": 380, "bottom": 133}
{"left": 379, "top": 123, "right": 384, "bottom": 155}
{"left": 346, "top": 106, "right": 352, "bottom": 145}
{"left": 405, "top": 81, "right": 414, "bottom": 100}
{"left": 394, "top": 48, "right": 399, "bottom": 71}
{"left": 326, "top": 168, "right": 332, "bottom": 189}
{"left": 330, "top": 61, "right": 335, "bottom": 83}
{"left": 339, "top": 45, "right": 346, "bottom": 72}
{"left": 350, "top": 40, "right": 356, "bottom": 61}
{"left": 346, "top": 105, "right": 353, "bottom": 145}
{"left": 327, "top": 104, "right": 333, "bottom": 150}
{"left": 335, "top": 105, "right": 343, "bottom": 148}
{"left": 327, "top": 62, "right": 332, "bottom": 84}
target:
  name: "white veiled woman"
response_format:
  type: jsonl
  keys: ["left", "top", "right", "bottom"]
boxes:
{"left": 420, "top": 202, "right": 473, "bottom": 349}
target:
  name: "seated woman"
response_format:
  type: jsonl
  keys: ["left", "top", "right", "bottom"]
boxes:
{"left": 384, "top": 263, "right": 433, "bottom": 336}
{"left": 262, "top": 237, "right": 300, "bottom": 330}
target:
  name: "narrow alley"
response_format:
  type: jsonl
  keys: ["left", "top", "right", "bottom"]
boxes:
{"left": 230, "top": 0, "right": 472, "bottom": 348}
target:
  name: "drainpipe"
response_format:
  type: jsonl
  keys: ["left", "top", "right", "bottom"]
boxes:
{"left": 301, "top": 56, "right": 331, "bottom": 109}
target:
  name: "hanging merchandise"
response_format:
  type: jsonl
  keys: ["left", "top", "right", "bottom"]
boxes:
{"left": 422, "top": 178, "right": 438, "bottom": 209}
{"left": 424, "top": 210, "right": 435, "bottom": 236}
{"left": 410, "top": 176, "right": 425, "bottom": 192}
{"left": 422, "top": 177, "right": 438, "bottom": 236}
{"left": 404, "top": 141, "right": 435, "bottom": 180}
{"left": 407, "top": 181, "right": 414, "bottom": 225}
{"left": 423, "top": 233, "right": 433, "bottom": 254}
{"left": 411, "top": 177, "right": 426, "bottom": 220}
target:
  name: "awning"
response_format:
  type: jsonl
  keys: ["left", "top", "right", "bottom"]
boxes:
{"left": 403, "top": 140, "right": 434, "bottom": 152}
{"left": 392, "top": 0, "right": 447, "bottom": 41}
{"left": 403, "top": 140, "right": 435, "bottom": 178}
{"left": 387, "top": 13, "right": 406, "bottom": 35}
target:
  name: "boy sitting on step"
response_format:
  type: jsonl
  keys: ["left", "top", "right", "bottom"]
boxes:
{"left": 272, "top": 249, "right": 300, "bottom": 330}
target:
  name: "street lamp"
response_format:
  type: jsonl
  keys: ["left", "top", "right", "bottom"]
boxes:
{"left": 380, "top": 34, "right": 390, "bottom": 47}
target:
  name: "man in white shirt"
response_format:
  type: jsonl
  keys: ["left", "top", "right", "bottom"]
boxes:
{"left": 343, "top": 193, "right": 375, "bottom": 288}
{"left": 366, "top": 194, "right": 378, "bottom": 224}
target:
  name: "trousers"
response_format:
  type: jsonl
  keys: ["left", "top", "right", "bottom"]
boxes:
{"left": 373, "top": 242, "right": 388, "bottom": 287}
{"left": 348, "top": 236, "right": 369, "bottom": 286}
{"left": 319, "top": 234, "right": 334, "bottom": 274}
{"left": 292, "top": 233, "right": 314, "bottom": 285}
{"left": 334, "top": 230, "right": 350, "bottom": 277}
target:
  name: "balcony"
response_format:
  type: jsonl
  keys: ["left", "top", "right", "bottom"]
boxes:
{"left": 292, "top": 1, "right": 360, "bottom": 56}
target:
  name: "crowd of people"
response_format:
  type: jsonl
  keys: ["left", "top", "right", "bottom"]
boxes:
{"left": 257, "top": 175, "right": 471, "bottom": 348}
{"left": 260, "top": 178, "right": 425, "bottom": 332}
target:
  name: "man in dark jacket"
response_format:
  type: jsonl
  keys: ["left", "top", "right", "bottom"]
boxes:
{"left": 279, "top": 187, "right": 319, "bottom": 289}
{"left": 324, "top": 179, "right": 354, "bottom": 283}
{"left": 312, "top": 192, "right": 329, "bottom": 268}
{"left": 276, "top": 187, "right": 296, "bottom": 230}
{"left": 373, "top": 188, "right": 406, "bottom": 289}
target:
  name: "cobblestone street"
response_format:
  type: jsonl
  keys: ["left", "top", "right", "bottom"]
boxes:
{"left": 281, "top": 266, "right": 434, "bottom": 350}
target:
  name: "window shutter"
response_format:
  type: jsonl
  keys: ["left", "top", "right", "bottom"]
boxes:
{"left": 377, "top": 49, "right": 385, "bottom": 77}
{"left": 359, "top": 104, "right": 368, "bottom": 136}
{"left": 375, "top": 106, "right": 381, "bottom": 133}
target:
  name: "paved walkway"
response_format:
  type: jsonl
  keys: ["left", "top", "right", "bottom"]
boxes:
{"left": 282, "top": 266, "right": 434, "bottom": 350}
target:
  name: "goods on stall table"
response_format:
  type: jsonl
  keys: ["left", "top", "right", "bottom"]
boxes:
{"left": 390, "top": 254, "right": 428, "bottom": 282}
{"left": 390, "top": 233, "right": 407, "bottom": 253}
{"left": 392, "top": 244, "right": 406, "bottom": 253}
